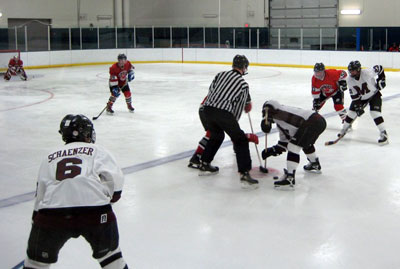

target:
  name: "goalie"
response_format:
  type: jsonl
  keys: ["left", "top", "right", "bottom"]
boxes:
{"left": 4, "top": 55, "right": 27, "bottom": 81}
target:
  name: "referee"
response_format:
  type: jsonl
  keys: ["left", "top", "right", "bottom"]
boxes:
{"left": 199, "top": 55, "right": 259, "bottom": 188}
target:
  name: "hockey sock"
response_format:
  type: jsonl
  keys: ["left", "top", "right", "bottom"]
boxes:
{"left": 97, "top": 247, "right": 128, "bottom": 269}
{"left": 335, "top": 107, "right": 347, "bottom": 122}
{"left": 195, "top": 130, "right": 211, "bottom": 155}
{"left": 370, "top": 111, "right": 386, "bottom": 132}
{"left": 123, "top": 91, "right": 132, "bottom": 104}
{"left": 108, "top": 96, "right": 117, "bottom": 105}
{"left": 287, "top": 143, "right": 301, "bottom": 174}
{"left": 305, "top": 152, "right": 317, "bottom": 163}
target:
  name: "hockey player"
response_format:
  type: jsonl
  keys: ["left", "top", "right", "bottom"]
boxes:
{"left": 188, "top": 96, "right": 258, "bottom": 169}
{"left": 106, "top": 53, "right": 135, "bottom": 114}
{"left": 311, "top": 62, "right": 348, "bottom": 123}
{"left": 261, "top": 100, "right": 326, "bottom": 189}
{"left": 23, "top": 114, "right": 128, "bottom": 269}
{"left": 338, "top": 61, "right": 388, "bottom": 145}
{"left": 4, "top": 55, "right": 27, "bottom": 81}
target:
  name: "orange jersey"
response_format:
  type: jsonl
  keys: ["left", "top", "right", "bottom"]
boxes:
{"left": 109, "top": 61, "right": 134, "bottom": 88}
{"left": 311, "top": 69, "right": 347, "bottom": 99}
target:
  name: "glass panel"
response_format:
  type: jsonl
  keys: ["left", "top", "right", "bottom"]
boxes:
{"left": 205, "top": 28, "right": 218, "bottom": 48}
{"left": 338, "top": 27, "right": 356, "bottom": 51}
{"left": 81, "top": 28, "right": 97, "bottom": 50}
{"left": 259, "top": 28, "right": 269, "bottom": 49}
{"left": 50, "top": 28, "right": 70, "bottom": 51}
{"left": 387, "top": 27, "right": 400, "bottom": 51}
{"left": 117, "top": 28, "right": 134, "bottom": 48}
{"left": 26, "top": 24, "right": 48, "bottom": 52}
{"left": 154, "top": 27, "right": 170, "bottom": 48}
{"left": 269, "top": 28, "right": 279, "bottom": 49}
{"left": 322, "top": 28, "right": 335, "bottom": 50}
{"left": 17, "top": 27, "right": 26, "bottom": 52}
{"left": 373, "top": 28, "right": 386, "bottom": 51}
{"left": 99, "top": 28, "right": 116, "bottom": 49}
{"left": 358, "top": 27, "right": 370, "bottom": 51}
{"left": 172, "top": 27, "right": 187, "bottom": 48}
{"left": 220, "top": 28, "right": 233, "bottom": 48}
{"left": 235, "top": 28, "right": 249, "bottom": 48}
{"left": 71, "top": 28, "right": 81, "bottom": 50}
{"left": 250, "top": 28, "right": 258, "bottom": 48}
{"left": 281, "top": 28, "right": 300, "bottom": 49}
{"left": 303, "top": 28, "right": 320, "bottom": 50}
{"left": 189, "top": 27, "right": 203, "bottom": 48}
{"left": 136, "top": 28, "right": 152, "bottom": 48}
{"left": 0, "top": 28, "right": 14, "bottom": 50}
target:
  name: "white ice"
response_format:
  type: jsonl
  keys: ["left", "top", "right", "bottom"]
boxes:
{"left": 1, "top": 63, "right": 400, "bottom": 269}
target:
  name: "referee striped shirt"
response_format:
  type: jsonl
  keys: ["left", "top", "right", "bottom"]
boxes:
{"left": 203, "top": 69, "right": 250, "bottom": 121}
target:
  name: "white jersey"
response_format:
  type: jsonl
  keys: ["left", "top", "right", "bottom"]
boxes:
{"left": 266, "top": 101, "right": 314, "bottom": 143}
{"left": 34, "top": 142, "right": 124, "bottom": 211}
{"left": 347, "top": 68, "right": 379, "bottom": 101}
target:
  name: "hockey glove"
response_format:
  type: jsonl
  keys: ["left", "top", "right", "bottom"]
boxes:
{"left": 244, "top": 102, "right": 252, "bottom": 113}
{"left": 111, "top": 86, "right": 120, "bottom": 97}
{"left": 377, "top": 79, "right": 386, "bottom": 90}
{"left": 261, "top": 120, "right": 272, "bottom": 133}
{"left": 338, "top": 80, "right": 348, "bottom": 91}
{"left": 246, "top": 133, "right": 259, "bottom": 144}
{"left": 128, "top": 70, "right": 135, "bottom": 82}
{"left": 313, "top": 98, "right": 322, "bottom": 111}
{"left": 261, "top": 142, "right": 287, "bottom": 159}
{"left": 354, "top": 101, "right": 364, "bottom": 117}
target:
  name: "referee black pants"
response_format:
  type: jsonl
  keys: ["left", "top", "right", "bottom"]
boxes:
{"left": 201, "top": 106, "right": 252, "bottom": 173}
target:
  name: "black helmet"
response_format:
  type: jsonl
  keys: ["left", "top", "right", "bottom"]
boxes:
{"left": 59, "top": 114, "right": 96, "bottom": 144}
{"left": 232, "top": 55, "right": 249, "bottom": 70}
{"left": 313, "top": 62, "right": 325, "bottom": 72}
{"left": 118, "top": 53, "right": 127, "bottom": 61}
{"left": 348, "top": 61, "right": 361, "bottom": 72}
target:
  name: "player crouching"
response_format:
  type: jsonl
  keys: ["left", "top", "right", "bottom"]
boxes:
{"left": 106, "top": 53, "right": 135, "bottom": 114}
{"left": 4, "top": 55, "right": 27, "bottom": 81}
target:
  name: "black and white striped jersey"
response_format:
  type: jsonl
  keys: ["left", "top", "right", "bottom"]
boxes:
{"left": 264, "top": 100, "right": 314, "bottom": 143}
{"left": 203, "top": 69, "right": 250, "bottom": 121}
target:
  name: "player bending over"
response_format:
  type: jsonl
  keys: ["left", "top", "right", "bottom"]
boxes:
{"left": 311, "top": 62, "right": 348, "bottom": 123}
{"left": 261, "top": 100, "right": 326, "bottom": 190}
{"left": 339, "top": 61, "right": 388, "bottom": 145}
{"left": 4, "top": 55, "right": 27, "bottom": 81}
{"left": 23, "top": 114, "right": 128, "bottom": 269}
{"left": 106, "top": 53, "right": 135, "bottom": 114}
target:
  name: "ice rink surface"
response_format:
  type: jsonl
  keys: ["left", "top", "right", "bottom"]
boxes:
{"left": 1, "top": 63, "right": 400, "bottom": 269}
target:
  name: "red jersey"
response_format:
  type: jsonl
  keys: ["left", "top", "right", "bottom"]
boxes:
{"left": 109, "top": 61, "right": 134, "bottom": 88}
{"left": 9, "top": 58, "right": 24, "bottom": 69}
{"left": 311, "top": 69, "right": 347, "bottom": 99}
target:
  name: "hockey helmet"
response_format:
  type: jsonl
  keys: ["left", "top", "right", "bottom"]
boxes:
{"left": 313, "top": 62, "right": 325, "bottom": 80}
{"left": 232, "top": 55, "right": 249, "bottom": 74}
{"left": 348, "top": 60, "right": 361, "bottom": 78}
{"left": 59, "top": 114, "right": 96, "bottom": 144}
{"left": 118, "top": 53, "right": 127, "bottom": 61}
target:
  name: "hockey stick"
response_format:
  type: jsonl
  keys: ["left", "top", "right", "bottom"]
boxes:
{"left": 263, "top": 107, "right": 269, "bottom": 170}
{"left": 247, "top": 113, "right": 268, "bottom": 173}
{"left": 325, "top": 133, "right": 346, "bottom": 146}
{"left": 92, "top": 105, "right": 107, "bottom": 121}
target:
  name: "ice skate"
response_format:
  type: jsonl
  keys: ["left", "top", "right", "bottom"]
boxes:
{"left": 106, "top": 103, "right": 114, "bottom": 115}
{"left": 198, "top": 162, "right": 219, "bottom": 176}
{"left": 303, "top": 158, "right": 321, "bottom": 173}
{"left": 240, "top": 172, "right": 259, "bottom": 189}
{"left": 127, "top": 103, "right": 135, "bottom": 113}
{"left": 274, "top": 169, "right": 295, "bottom": 190}
{"left": 378, "top": 130, "right": 388, "bottom": 145}
{"left": 188, "top": 154, "right": 201, "bottom": 169}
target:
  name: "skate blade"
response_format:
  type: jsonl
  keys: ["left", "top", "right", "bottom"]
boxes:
{"left": 304, "top": 170, "right": 322, "bottom": 174}
{"left": 241, "top": 181, "right": 259, "bottom": 189}
{"left": 198, "top": 170, "right": 219, "bottom": 176}
{"left": 106, "top": 112, "right": 114, "bottom": 115}
{"left": 274, "top": 184, "right": 295, "bottom": 191}
{"left": 188, "top": 163, "right": 200, "bottom": 169}
{"left": 378, "top": 140, "right": 389, "bottom": 146}
{"left": 128, "top": 110, "right": 135, "bottom": 113}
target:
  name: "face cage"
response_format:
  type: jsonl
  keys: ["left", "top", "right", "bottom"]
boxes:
{"left": 349, "top": 70, "right": 360, "bottom": 78}
{"left": 314, "top": 71, "right": 325, "bottom": 80}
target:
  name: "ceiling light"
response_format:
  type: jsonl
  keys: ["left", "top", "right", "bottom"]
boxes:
{"left": 340, "top": 9, "right": 361, "bottom": 15}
